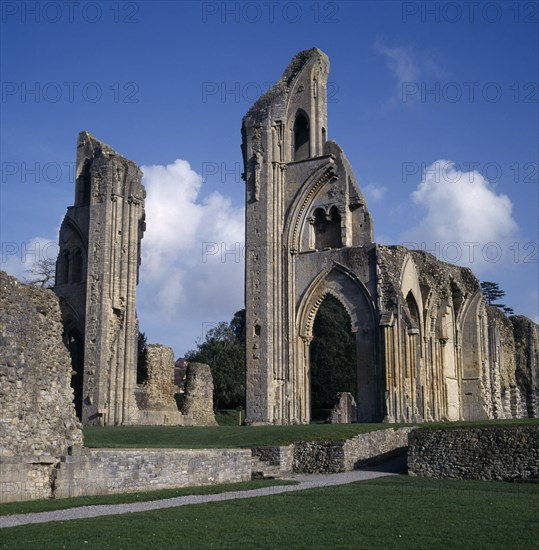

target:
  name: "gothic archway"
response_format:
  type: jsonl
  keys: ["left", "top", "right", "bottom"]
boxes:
{"left": 297, "top": 265, "right": 380, "bottom": 422}
{"left": 310, "top": 294, "right": 357, "bottom": 421}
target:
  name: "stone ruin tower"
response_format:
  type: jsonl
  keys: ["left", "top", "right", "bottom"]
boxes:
{"left": 54, "top": 131, "right": 145, "bottom": 426}
{"left": 242, "top": 48, "right": 539, "bottom": 425}
{"left": 242, "top": 48, "right": 375, "bottom": 424}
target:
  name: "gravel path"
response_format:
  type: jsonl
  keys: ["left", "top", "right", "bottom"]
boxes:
{"left": 1, "top": 469, "right": 396, "bottom": 529}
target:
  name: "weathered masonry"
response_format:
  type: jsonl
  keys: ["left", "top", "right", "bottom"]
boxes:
{"left": 242, "top": 48, "right": 539, "bottom": 425}
{"left": 54, "top": 132, "right": 146, "bottom": 426}
{"left": 53, "top": 133, "right": 218, "bottom": 427}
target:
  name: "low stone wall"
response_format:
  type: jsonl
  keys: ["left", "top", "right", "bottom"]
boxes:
{"left": 249, "top": 428, "right": 413, "bottom": 476}
{"left": 293, "top": 427, "right": 413, "bottom": 474}
{"left": 251, "top": 446, "right": 294, "bottom": 479}
{"left": 343, "top": 427, "right": 413, "bottom": 470}
{"left": 0, "top": 458, "right": 57, "bottom": 503}
{"left": 2, "top": 427, "right": 408, "bottom": 502}
{"left": 408, "top": 426, "right": 539, "bottom": 481}
{"left": 293, "top": 442, "right": 345, "bottom": 473}
{"left": 1, "top": 448, "right": 252, "bottom": 502}
{"left": 54, "top": 448, "right": 252, "bottom": 499}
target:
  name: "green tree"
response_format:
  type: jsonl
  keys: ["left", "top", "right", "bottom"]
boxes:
{"left": 480, "top": 281, "right": 506, "bottom": 305}
{"left": 185, "top": 310, "right": 246, "bottom": 409}
{"left": 310, "top": 296, "right": 357, "bottom": 417}
{"left": 480, "top": 281, "right": 514, "bottom": 316}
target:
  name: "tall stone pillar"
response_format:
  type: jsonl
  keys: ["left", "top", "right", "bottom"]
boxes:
{"left": 56, "top": 132, "right": 145, "bottom": 425}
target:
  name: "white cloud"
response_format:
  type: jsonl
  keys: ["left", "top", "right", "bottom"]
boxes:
{"left": 364, "top": 183, "right": 387, "bottom": 203}
{"left": 0, "top": 236, "right": 59, "bottom": 283}
{"left": 374, "top": 41, "right": 420, "bottom": 86}
{"left": 400, "top": 160, "right": 519, "bottom": 273}
{"left": 374, "top": 40, "right": 446, "bottom": 103}
{"left": 138, "top": 159, "right": 245, "bottom": 356}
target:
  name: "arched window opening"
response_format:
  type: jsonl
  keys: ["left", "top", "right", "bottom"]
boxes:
{"left": 294, "top": 112, "right": 310, "bottom": 161}
{"left": 61, "top": 251, "right": 70, "bottom": 284}
{"left": 406, "top": 291, "right": 420, "bottom": 329}
{"left": 314, "top": 207, "right": 342, "bottom": 250}
{"left": 310, "top": 295, "right": 357, "bottom": 422}
{"left": 76, "top": 159, "right": 92, "bottom": 205}
{"left": 72, "top": 249, "right": 83, "bottom": 283}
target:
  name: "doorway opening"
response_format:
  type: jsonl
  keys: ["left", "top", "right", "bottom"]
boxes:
{"left": 310, "top": 295, "right": 357, "bottom": 421}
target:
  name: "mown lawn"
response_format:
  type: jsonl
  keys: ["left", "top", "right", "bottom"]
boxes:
{"left": 83, "top": 423, "right": 398, "bottom": 448}
{"left": 83, "top": 418, "right": 539, "bottom": 449}
{"left": 2, "top": 476, "right": 538, "bottom": 549}
{"left": 0, "top": 480, "right": 295, "bottom": 517}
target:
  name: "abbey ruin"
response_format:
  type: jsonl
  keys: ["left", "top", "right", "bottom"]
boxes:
{"left": 0, "top": 48, "right": 537, "bottom": 447}
{"left": 242, "top": 48, "right": 538, "bottom": 425}
{"left": 52, "top": 131, "right": 213, "bottom": 427}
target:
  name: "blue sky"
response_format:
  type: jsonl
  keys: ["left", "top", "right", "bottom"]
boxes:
{"left": 1, "top": 1, "right": 538, "bottom": 357}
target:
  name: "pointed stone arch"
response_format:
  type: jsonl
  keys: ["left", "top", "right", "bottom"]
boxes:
{"left": 399, "top": 255, "right": 424, "bottom": 331}
{"left": 310, "top": 294, "right": 357, "bottom": 419}
{"left": 284, "top": 159, "right": 337, "bottom": 254}
{"left": 459, "top": 289, "right": 488, "bottom": 420}
{"left": 296, "top": 264, "right": 380, "bottom": 421}
{"left": 293, "top": 109, "right": 310, "bottom": 161}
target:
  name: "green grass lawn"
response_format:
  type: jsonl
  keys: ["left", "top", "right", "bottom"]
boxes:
{"left": 2, "top": 476, "right": 538, "bottom": 549}
{"left": 0, "top": 480, "right": 295, "bottom": 517}
{"left": 215, "top": 409, "right": 243, "bottom": 426}
{"left": 83, "top": 422, "right": 401, "bottom": 448}
{"left": 83, "top": 418, "right": 539, "bottom": 449}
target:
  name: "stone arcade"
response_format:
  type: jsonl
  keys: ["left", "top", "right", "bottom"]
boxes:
{"left": 242, "top": 48, "right": 539, "bottom": 425}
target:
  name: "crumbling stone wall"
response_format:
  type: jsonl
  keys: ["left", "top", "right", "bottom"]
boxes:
{"left": 0, "top": 271, "right": 82, "bottom": 502}
{"left": 328, "top": 392, "right": 357, "bottom": 423}
{"left": 144, "top": 345, "right": 178, "bottom": 405}
{"left": 181, "top": 363, "right": 217, "bottom": 426}
{"left": 511, "top": 316, "right": 539, "bottom": 417}
{"left": 135, "top": 344, "right": 181, "bottom": 425}
{"left": 408, "top": 426, "right": 539, "bottom": 481}
{"left": 486, "top": 306, "right": 518, "bottom": 417}
{"left": 484, "top": 308, "right": 539, "bottom": 419}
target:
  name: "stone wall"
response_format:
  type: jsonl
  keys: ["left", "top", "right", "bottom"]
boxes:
{"left": 136, "top": 344, "right": 181, "bottom": 425}
{"left": 512, "top": 316, "right": 539, "bottom": 417}
{"left": 251, "top": 446, "right": 294, "bottom": 479}
{"left": 408, "top": 426, "right": 539, "bottom": 481}
{"left": 342, "top": 427, "right": 413, "bottom": 470}
{"left": 252, "top": 428, "right": 412, "bottom": 476}
{"left": 1, "top": 446, "right": 252, "bottom": 503}
{"left": 0, "top": 270, "right": 83, "bottom": 502}
{"left": 181, "top": 363, "right": 217, "bottom": 426}
{"left": 328, "top": 392, "right": 357, "bottom": 424}
{"left": 55, "top": 447, "right": 251, "bottom": 498}
{"left": 293, "top": 442, "right": 345, "bottom": 473}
